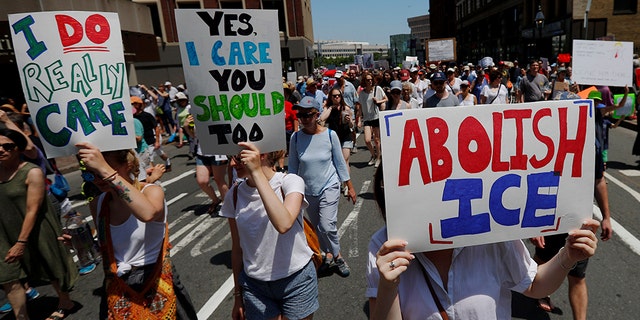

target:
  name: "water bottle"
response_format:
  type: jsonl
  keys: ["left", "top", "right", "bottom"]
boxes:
{"left": 64, "top": 210, "right": 98, "bottom": 267}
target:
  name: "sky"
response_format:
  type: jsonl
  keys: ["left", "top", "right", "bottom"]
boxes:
{"left": 311, "top": 0, "right": 429, "bottom": 45}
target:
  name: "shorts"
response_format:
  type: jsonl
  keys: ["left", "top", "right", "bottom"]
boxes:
{"left": 534, "top": 233, "right": 589, "bottom": 278}
{"left": 363, "top": 119, "right": 380, "bottom": 128}
{"left": 240, "top": 260, "right": 319, "bottom": 319}
{"left": 195, "top": 155, "right": 228, "bottom": 167}
{"left": 341, "top": 140, "right": 354, "bottom": 149}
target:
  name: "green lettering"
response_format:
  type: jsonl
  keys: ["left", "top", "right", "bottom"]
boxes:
{"left": 245, "top": 93, "right": 259, "bottom": 117}
{"left": 70, "top": 63, "right": 92, "bottom": 97}
{"left": 67, "top": 99, "right": 96, "bottom": 135}
{"left": 194, "top": 95, "right": 211, "bottom": 121}
{"left": 85, "top": 98, "right": 112, "bottom": 125}
{"left": 229, "top": 94, "right": 249, "bottom": 119}
{"left": 108, "top": 101, "right": 127, "bottom": 135}
{"left": 45, "top": 60, "right": 68, "bottom": 91}
{"left": 108, "top": 63, "right": 125, "bottom": 99}
{"left": 99, "top": 64, "right": 111, "bottom": 96}
{"left": 208, "top": 95, "right": 230, "bottom": 121}
{"left": 271, "top": 91, "right": 284, "bottom": 114}
{"left": 259, "top": 93, "right": 270, "bottom": 116}
{"left": 82, "top": 53, "right": 97, "bottom": 82}
{"left": 22, "top": 63, "right": 53, "bottom": 103}
{"left": 35, "top": 104, "right": 70, "bottom": 147}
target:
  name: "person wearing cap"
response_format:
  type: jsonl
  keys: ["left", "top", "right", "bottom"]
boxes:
{"left": 289, "top": 96, "right": 356, "bottom": 278}
{"left": 550, "top": 67, "right": 570, "bottom": 99}
{"left": 409, "top": 67, "right": 428, "bottom": 107}
{"left": 304, "top": 78, "right": 327, "bottom": 107}
{"left": 332, "top": 70, "right": 358, "bottom": 110}
{"left": 156, "top": 84, "right": 176, "bottom": 141}
{"left": 173, "top": 92, "right": 190, "bottom": 148}
{"left": 164, "top": 81, "right": 178, "bottom": 100}
{"left": 356, "top": 72, "right": 387, "bottom": 168}
{"left": 387, "top": 81, "right": 410, "bottom": 110}
{"left": 458, "top": 80, "right": 477, "bottom": 106}
{"left": 517, "top": 60, "right": 550, "bottom": 103}
{"left": 424, "top": 72, "right": 460, "bottom": 108}
{"left": 444, "top": 68, "right": 463, "bottom": 95}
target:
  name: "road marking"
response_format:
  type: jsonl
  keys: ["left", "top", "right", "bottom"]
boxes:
{"left": 171, "top": 217, "right": 217, "bottom": 256}
{"left": 196, "top": 276, "right": 235, "bottom": 320}
{"left": 338, "top": 180, "right": 371, "bottom": 259}
{"left": 592, "top": 204, "right": 640, "bottom": 256}
{"left": 161, "top": 169, "right": 196, "bottom": 187}
{"left": 605, "top": 172, "right": 640, "bottom": 203}
{"left": 196, "top": 179, "right": 371, "bottom": 319}
{"left": 167, "top": 193, "right": 188, "bottom": 206}
{"left": 170, "top": 214, "right": 209, "bottom": 243}
{"left": 619, "top": 169, "right": 640, "bottom": 177}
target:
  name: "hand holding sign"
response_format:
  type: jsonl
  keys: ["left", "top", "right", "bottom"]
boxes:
{"left": 564, "top": 219, "right": 599, "bottom": 264}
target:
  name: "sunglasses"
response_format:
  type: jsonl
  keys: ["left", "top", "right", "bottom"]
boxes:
{"left": 332, "top": 94, "right": 342, "bottom": 97}
{"left": 227, "top": 154, "right": 241, "bottom": 163}
{"left": 297, "top": 112, "right": 317, "bottom": 119}
{"left": 0, "top": 143, "right": 16, "bottom": 150}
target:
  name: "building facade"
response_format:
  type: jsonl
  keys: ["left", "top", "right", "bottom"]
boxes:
{"left": 314, "top": 41, "right": 389, "bottom": 59}
{"left": 389, "top": 34, "right": 412, "bottom": 67}
{"left": 132, "top": 0, "right": 314, "bottom": 84}
{"left": 407, "top": 14, "right": 430, "bottom": 51}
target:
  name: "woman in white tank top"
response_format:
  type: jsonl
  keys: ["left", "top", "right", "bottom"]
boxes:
{"left": 458, "top": 80, "right": 477, "bottom": 106}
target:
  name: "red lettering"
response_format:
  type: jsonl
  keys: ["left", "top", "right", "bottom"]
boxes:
{"left": 55, "top": 15, "right": 83, "bottom": 47}
{"left": 554, "top": 106, "right": 587, "bottom": 177}
{"left": 530, "top": 108, "right": 554, "bottom": 168}
{"left": 491, "top": 112, "right": 509, "bottom": 172}
{"left": 85, "top": 14, "right": 110, "bottom": 44}
{"left": 426, "top": 117, "right": 452, "bottom": 182}
{"left": 458, "top": 116, "right": 491, "bottom": 174}
{"left": 504, "top": 109, "right": 532, "bottom": 170}
{"left": 398, "top": 119, "right": 431, "bottom": 186}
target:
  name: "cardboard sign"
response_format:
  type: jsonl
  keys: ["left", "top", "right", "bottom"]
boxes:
{"left": 175, "top": 9, "right": 285, "bottom": 155}
{"left": 613, "top": 93, "right": 635, "bottom": 119}
{"left": 427, "top": 38, "right": 456, "bottom": 62}
{"left": 379, "top": 101, "right": 595, "bottom": 252}
{"left": 8, "top": 12, "right": 135, "bottom": 158}
{"left": 572, "top": 40, "right": 633, "bottom": 87}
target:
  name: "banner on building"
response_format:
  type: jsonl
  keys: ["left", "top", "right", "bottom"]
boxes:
{"left": 572, "top": 40, "right": 633, "bottom": 88}
{"left": 9, "top": 11, "right": 134, "bottom": 158}
{"left": 175, "top": 9, "right": 285, "bottom": 155}
{"left": 379, "top": 100, "right": 595, "bottom": 252}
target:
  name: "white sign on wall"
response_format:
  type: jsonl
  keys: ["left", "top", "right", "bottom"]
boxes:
{"left": 380, "top": 100, "right": 595, "bottom": 252}
{"left": 9, "top": 11, "right": 135, "bottom": 158}
{"left": 175, "top": 9, "right": 285, "bottom": 155}
{"left": 572, "top": 40, "right": 633, "bottom": 87}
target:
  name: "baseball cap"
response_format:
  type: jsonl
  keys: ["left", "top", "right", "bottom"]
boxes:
{"left": 297, "top": 76, "right": 304, "bottom": 83}
{"left": 175, "top": 92, "right": 188, "bottom": 100}
{"left": 460, "top": 80, "right": 470, "bottom": 87}
{"left": 390, "top": 80, "right": 402, "bottom": 92}
{"left": 588, "top": 90, "right": 602, "bottom": 101}
{"left": 130, "top": 96, "right": 143, "bottom": 105}
{"left": 446, "top": 68, "right": 455, "bottom": 73}
{"left": 429, "top": 64, "right": 437, "bottom": 70}
{"left": 463, "top": 66, "right": 470, "bottom": 71}
{"left": 410, "top": 67, "right": 419, "bottom": 73}
{"left": 306, "top": 78, "right": 317, "bottom": 86}
{"left": 432, "top": 72, "right": 446, "bottom": 82}
{"left": 293, "top": 96, "right": 322, "bottom": 112}
{"left": 399, "top": 69, "right": 410, "bottom": 81}
{"left": 335, "top": 70, "right": 344, "bottom": 79}
{"left": 165, "top": 81, "right": 172, "bottom": 86}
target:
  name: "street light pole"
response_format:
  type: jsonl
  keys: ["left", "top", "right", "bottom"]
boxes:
{"left": 535, "top": 5, "right": 545, "bottom": 60}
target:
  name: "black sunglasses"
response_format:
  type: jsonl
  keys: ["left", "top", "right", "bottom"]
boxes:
{"left": 227, "top": 154, "right": 241, "bottom": 163}
{"left": 297, "top": 112, "right": 317, "bottom": 119}
{"left": 331, "top": 94, "right": 342, "bottom": 97}
{"left": 0, "top": 143, "right": 16, "bottom": 150}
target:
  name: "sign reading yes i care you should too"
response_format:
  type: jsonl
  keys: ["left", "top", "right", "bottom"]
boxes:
{"left": 175, "top": 9, "right": 285, "bottom": 155}
{"left": 9, "top": 12, "right": 135, "bottom": 158}
{"left": 380, "top": 100, "right": 595, "bottom": 252}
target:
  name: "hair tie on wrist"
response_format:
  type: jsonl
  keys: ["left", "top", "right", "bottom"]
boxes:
{"left": 103, "top": 171, "right": 118, "bottom": 182}
{"left": 16, "top": 240, "right": 28, "bottom": 244}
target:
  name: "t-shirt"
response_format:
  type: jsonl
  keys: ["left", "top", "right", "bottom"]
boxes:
{"left": 133, "top": 118, "right": 148, "bottom": 153}
{"left": 481, "top": 84, "right": 509, "bottom": 104}
{"left": 520, "top": 73, "right": 549, "bottom": 102}
{"left": 424, "top": 92, "right": 460, "bottom": 108}
{"left": 134, "top": 111, "right": 157, "bottom": 145}
{"left": 358, "top": 86, "right": 386, "bottom": 121}
{"left": 284, "top": 101, "right": 297, "bottom": 131}
{"left": 219, "top": 172, "right": 311, "bottom": 281}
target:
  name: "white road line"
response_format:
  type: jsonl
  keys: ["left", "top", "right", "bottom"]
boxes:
{"left": 171, "top": 217, "right": 217, "bottom": 256}
{"left": 161, "top": 169, "right": 196, "bottom": 187}
{"left": 196, "top": 276, "right": 235, "bottom": 320}
{"left": 605, "top": 172, "right": 640, "bottom": 203}
{"left": 196, "top": 179, "right": 371, "bottom": 320}
{"left": 191, "top": 219, "right": 230, "bottom": 257}
{"left": 167, "top": 193, "right": 188, "bottom": 206}
{"left": 592, "top": 204, "right": 640, "bottom": 256}
{"left": 170, "top": 214, "right": 209, "bottom": 243}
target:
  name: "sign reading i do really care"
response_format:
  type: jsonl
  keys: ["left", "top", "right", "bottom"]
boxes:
{"left": 9, "top": 12, "right": 135, "bottom": 158}
{"left": 175, "top": 9, "right": 285, "bottom": 155}
{"left": 380, "top": 100, "right": 595, "bottom": 252}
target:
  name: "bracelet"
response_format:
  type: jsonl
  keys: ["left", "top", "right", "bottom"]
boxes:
{"left": 558, "top": 247, "right": 577, "bottom": 270}
{"left": 102, "top": 171, "right": 118, "bottom": 182}
{"left": 16, "top": 240, "right": 28, "bottom": 244}
{"left": 233, "top": 289, "right": 242, "bottom": 297}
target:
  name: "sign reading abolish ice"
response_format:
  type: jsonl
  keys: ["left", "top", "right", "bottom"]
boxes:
{"left": 175, "top": 9, "right": 284, "bottom": 155}
{"left": 8, "top": 12, "right": 134, "bottom": 158}
{"left": 380, "top": 101, "right": 595, "bottom": 252}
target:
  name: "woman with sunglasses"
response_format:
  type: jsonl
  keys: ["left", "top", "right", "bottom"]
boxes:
{"left": 387, "top": 81, "right": 411, "bottom": 110}
{"left": 481, "top": 70, "right": 510, "bottom": 105}
{"left": 289, "top": 97, "right": 357, "bottom": 278}
{"left": 76, "top": 142, "right": 197, "bottom": 319}
{"left": 0, "top": 128, "right": 78, "bottom": 320}
{"left": 319, "top": 89, "right": 354, "bottom": 196}
{"left": 356, "top": 73, "right": 387, "bottom": 168}
{"left": 222, "top": 142, "right": 318, "bottom": 320}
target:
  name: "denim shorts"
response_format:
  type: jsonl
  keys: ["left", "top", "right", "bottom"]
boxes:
{"left": 240, "top": 260, "right": 319, "bottom": 319}
{"left": 195, "top": 155, "right": 228, "bottom": 167}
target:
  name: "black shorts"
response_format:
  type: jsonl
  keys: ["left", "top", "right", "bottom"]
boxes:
{"left": 534, "top": 233, "right": 589, "bottom": 278}
{"left": 363, "top": 119, "right": 380, "bottom": 128}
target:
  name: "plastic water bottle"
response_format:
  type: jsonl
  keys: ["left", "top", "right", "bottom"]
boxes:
{"left": 64, "top": 210, "right": 98, "bottom": 268}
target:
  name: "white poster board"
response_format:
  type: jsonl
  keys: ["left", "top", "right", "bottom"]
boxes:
{"left": 427, "top": 38, "right": 456, "bottom": 62}
{"left": 175, "top": 9, "right": 285, "bottom": 155}
{"left": 9, "top": 12, "right": 135, "bottom": 158}
{"left": 379, "top": 100, "right": 595, "bottom": 252}
{"left": 572, "top": 40, "right": 633, "bottom": 87}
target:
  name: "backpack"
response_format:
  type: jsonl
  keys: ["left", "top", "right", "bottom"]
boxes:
{"left": 232, "top": 179, "right": 323, "bottom": 270}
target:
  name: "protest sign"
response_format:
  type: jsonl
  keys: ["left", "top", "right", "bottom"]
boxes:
{"left": 613, "top": 93, "right": 635, "bottom": 119}
{"left": 8, "top": 12, "right": 135, "bottom": 158}
{"left": 379, "top": 100, "right": 595, "bottom": 252}
{"left": 572, "top": 40, "right": 633, "bottom": 87}
{"left": 175, "top": 9, "right": 284, "bottom": 155}
{"left": 427, "top": 38, "right": 456, "bottom": 62}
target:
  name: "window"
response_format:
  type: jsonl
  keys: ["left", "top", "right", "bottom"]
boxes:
{"left": 613, "top": 0, "right": 637, "bottom": 14}
{"left": 262, "top": 0, "right": 286, "bottom": 34}
{"left": 221, "top": 1, "right": 244, "bottom": 9}
{"left": 146, "top": 3, "right": 163, "bottom": 38}
{"left": 177, "top": 1, "right": 201, "bottom": 9}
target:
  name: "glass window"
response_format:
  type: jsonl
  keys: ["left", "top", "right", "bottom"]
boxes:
{"left": 613, "top": 0, "right": 637, "bottom": 14}
{"left": 221, "top": 1, "right": 244, "bottom": 9}
{"left": 262, "top": 0, "right": 287, "bottom": 34}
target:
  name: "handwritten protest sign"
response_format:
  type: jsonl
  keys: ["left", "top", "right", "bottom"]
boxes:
{"left": 175, "top": 9, "right": 284, "bottom": 155}
{"left": 613, "top": 93, "right": 635, "bottom": 119}
{"left": 9, "top": 12, "right": 134, "bottom": 158}
{"left": 379, "top": 101, "right": 595, "bottom": 252}
{"left": 572, "top": 40, "right": 633, "bottom": 87}
{"left": 427, "top": 38, "right": 456, "bottom": 62}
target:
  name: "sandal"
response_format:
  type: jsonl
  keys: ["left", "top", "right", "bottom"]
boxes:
{"left": 207, "top": 199, "right": 222, "bottom": 214}
{"left": 46, "top": 306, "right": 74, "bottom": 320}
{"left": 537, "top": 296, "right": 554, "bottom": 313}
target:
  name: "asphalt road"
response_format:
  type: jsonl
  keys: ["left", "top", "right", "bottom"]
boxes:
{"left": 2, "top": 125, "right": 640, "bottom": 319}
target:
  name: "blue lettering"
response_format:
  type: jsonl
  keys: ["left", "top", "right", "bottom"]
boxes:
{"left": 440, "top": 178, "right": 491, "bottom": 238}
{"left": 522, "top": 171, "right": 559, "bottom": 228}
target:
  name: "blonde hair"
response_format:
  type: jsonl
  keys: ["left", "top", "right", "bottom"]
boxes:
{"left": 265, "top": 150, "right": 286, "bottom": 167}
{"left": 103, "top": 149, "right": 141, "bottom": 190}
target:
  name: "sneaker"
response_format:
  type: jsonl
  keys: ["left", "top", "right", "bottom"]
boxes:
{"left": 25, "top": 288, "right": 40, "bottom": 301}
{"left": 168, "top": 133, "right": 176, "bottom": 143}
{"left": 351, "top": 146, "right": 358, "bottom": 154}
{"left": 333, "top": 257, "right": 350, "bottom": 277}
{"left": 367, "top": 157, "right": 376, "bottom": 166}
{"left": 317, "top": 256, "right": 334, "bottom": 278}
{"left": 79, "top": 263, "right": 97, "bottom": 275}
{"left": 165, "top": 164, "right": 172, "bottom": 173}
{"left": 374, "top": 158, "right": 381, "bottom": 168}
{"left": 0, "top": 302, "right": 12, "bottom": 314}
